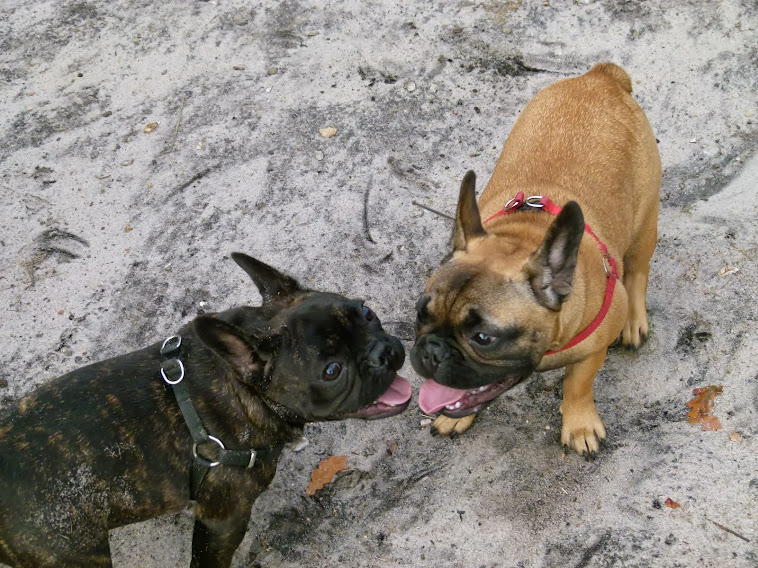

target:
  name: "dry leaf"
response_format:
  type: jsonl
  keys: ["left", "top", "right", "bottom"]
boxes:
{"left": 664, "top": 498, "right": 680, "bottom": 509}
{"left": 729, "top": 431, "right": 742, "bottom": 444}
{"left": 144, "top": 122, "right": 158, "bottom": 133}
{"left": 319, "top": 127, "right": 337, "bottom": 138}
{"left": 686, "top": 385, "right": 723, "bottom": 431}
{"left": 124, "top": 224, "right": 133, "bottom": 233}
{"left": 306, "top": 455, "right": 348, "bottom": 496}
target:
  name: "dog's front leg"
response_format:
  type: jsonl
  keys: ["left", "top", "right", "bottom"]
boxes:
{"left": 191, "top": 498, "right": 254, "bottom": 568}
{"left": 431, "top": 413, "right": 477, "bottom": 437}
{"left": 559, "top": 348, "right": 608, "bottom": 459}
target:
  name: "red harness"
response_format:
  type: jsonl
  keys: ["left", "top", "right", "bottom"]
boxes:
{"left": 483, "top": 192, "right": 618, "bottom": 355}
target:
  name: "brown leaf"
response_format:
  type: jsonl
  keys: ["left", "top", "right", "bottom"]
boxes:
{"left": 685, "top": 385, "right": 723, "bottom": 430}
{"left": 664, "top": 498, "right": 681, "bottom": 509}
{"left": 306, "top": 455, "right": 348, "bottom": 497}
{"left": 143, "top": 122, "right": 158, "bottom": 133}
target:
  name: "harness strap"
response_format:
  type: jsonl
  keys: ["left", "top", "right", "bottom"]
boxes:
{"left": 483, "top": 192, "right": 618, "bottom": 355}
{"left": 159, "top": 336, "right": 274, "bottom": 500}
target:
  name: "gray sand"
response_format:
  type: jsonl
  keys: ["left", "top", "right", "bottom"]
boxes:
{"left": 1, "top": 1, "right": 756, "bottom": 566}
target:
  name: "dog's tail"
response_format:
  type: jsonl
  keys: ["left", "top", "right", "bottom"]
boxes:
{"left": 589, "top": 62, "right": 633, "bottom": 93}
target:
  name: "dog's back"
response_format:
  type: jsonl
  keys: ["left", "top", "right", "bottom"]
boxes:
{"left": 478, "top": 62, "right": 661, "bottom": 255}
{"left": 0, "top": 345, "right": 191, "bottom": 566}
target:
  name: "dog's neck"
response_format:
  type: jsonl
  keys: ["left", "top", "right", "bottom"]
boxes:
{"left": 227, "top": 378, "right": 303, "bottom": 444}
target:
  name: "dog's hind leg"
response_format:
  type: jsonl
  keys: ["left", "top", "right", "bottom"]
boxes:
{"left": 620, "top": 219, "right": 657, "bottom": 349}
{"left": 620, "top": 257, "right": 651, "bottom": 349}
{"left": 621, "top": 104, "right": 661, "bottom": 350}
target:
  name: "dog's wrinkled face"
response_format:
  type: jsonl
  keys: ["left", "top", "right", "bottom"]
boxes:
{"left": 411, "top": 171, "right": 584, "bottom": 418}
{"left": 195, "top": 253, "right": 411, "bottom": 424}
{"left": 263, "top": 292, "right": 408, "bottom": 421}
{"left": 411, "top": 252, "right": 553, "bottom": 417}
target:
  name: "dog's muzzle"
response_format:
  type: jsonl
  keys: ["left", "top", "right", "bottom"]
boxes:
{"left": 366, "top": 336, "right": 405, "bottom": 370}
{"left": 411, "top": 334, "right": 450, "bottom": 378}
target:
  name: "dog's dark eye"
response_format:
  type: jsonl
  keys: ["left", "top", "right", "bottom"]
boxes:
{"left": 472, "top": 332, "right": 495, "bottom": 346}
{"left": 323, "top": 362, "right": 343, "bottom": 380}
{"left": 361, "top": 304, "right": 375, "bottom": 321}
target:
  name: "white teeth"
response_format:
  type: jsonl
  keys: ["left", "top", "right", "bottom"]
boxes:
{"left": 454, "top": 401, "right": 461, "bottom": 409}
{"left": 445, "top": 404, "right": 455, "bottom": 410}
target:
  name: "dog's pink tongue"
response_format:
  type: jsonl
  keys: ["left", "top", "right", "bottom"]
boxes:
{"left": 419, "top": 379, "right": 467, "bottom": 413}
{"left": 377, "top": 375, "right": 412, "bottom": 406}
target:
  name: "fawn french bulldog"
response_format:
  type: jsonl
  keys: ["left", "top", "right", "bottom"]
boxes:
{"left": 412, "top": 63, "right": 661, "bottom": 458}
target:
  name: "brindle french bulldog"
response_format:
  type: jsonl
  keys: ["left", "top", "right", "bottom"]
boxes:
{"left": 0, "top": 253, "right": 411, "bottom": 567}
{"left": 412, "top": 63, "right": 661, "bottom": 458}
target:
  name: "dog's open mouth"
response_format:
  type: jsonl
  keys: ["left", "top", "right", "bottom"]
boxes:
{"left": 418, "top": 376, "right": 520, "bottom": 418}
{"left": 345, "top": 376, "right": 412, "bottom": 419}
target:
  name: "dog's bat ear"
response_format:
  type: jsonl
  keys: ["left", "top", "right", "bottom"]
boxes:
{"left": 193, "top": 315, "right": 277, "bottom": 386}
{"left": 231, "top": 252, "right": 303, "bottom": 303}
{"left": 525, "top": 201, "right": 585, "bottom": 310}
{"left": 453, "top": 170, "right": 487, "bottom": 251}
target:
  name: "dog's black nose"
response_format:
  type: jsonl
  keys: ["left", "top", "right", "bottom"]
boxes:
{"left": 419, "top": 335, "right": 447, "bottom": 372}
{"left": 367, "top": 338, "right": 404, "bottom": 369}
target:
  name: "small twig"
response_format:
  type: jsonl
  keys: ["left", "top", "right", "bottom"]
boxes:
{"left": 709, "top": 518, "right": 751, "bottom": 542}
{"left": 409, "top": 465, "right": 445, "bottom": 484}
{"left": 164, "top": 97, "right": 185, "bottom": 155}
{"left": 412, "top": 200, "right": 454, "bottom": 221}
{"left": 363, "top": 177, "right": 375, "bottom": 243}
{"left": 165, "top": 164, "right": 220, "bottom": 201}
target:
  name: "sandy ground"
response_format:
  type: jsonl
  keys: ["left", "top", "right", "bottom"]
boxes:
{"left": 1, "top": 1, "right": 757, "bottom": 566}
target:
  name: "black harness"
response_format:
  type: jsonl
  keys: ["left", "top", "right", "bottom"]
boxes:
{"left": 159, "top": 336, "right": 277, "bottom": 500}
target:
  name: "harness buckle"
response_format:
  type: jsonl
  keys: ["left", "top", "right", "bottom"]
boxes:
{"left": 247, "top": 450, "right": 257, "bottom": 469}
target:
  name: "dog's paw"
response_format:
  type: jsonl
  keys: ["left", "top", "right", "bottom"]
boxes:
{"left": 432, "top": 414, "right": 476, "bottom": 437}
{"left": 620, "top": 314, "right": 649, "bottom": 350}
{"left": 559, "top": 403, "right": 606, "bottom": 459}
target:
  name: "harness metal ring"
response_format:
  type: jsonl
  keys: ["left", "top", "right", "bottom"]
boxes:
{"left": 160, "top": 335, "right": 182, "bottom": 356}
{"left": 525, "top": 195, "right": 544, "bottom": 208}
{"left": 193, "top": 435, "right": 225, "bottom": 467}
{"left": 602, "top": 256, "right": 611, "bottom": 277}
{"left": 247, "top": 450, "right": 257, "bottom": 469}
{"left": 160, "top": 359, "right": 185, "bottom": 385}
{"left": 504, "top": 196, "right": 522, "bottom": 211}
